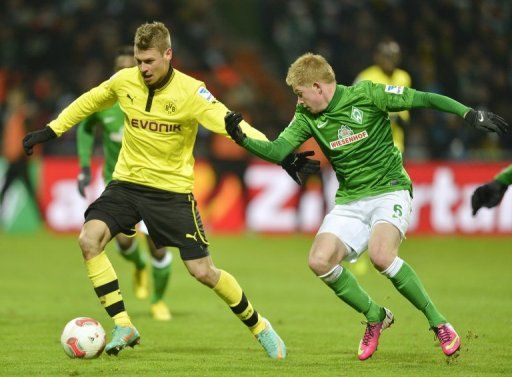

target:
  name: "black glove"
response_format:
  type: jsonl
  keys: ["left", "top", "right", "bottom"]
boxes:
{"left": 22, "top": 126, "right": 57, "bottom": 155}
{"left": 464, "top": 109, "right": 509, "bottom": 135}
{"left": 77, "top": 167, "right": 92, "bottom": 198}
{"left": 471, "top": 180, "right": 508, "bottom": 215}
{"left": 281, "top": 151, "right": 321, "bottom": 185}
{"left": 225, "top": 111, "right": 247, "bottom": 145}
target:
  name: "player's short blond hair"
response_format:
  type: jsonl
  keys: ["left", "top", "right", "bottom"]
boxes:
{"left": 286, "top": 53, "right": 336, "bottom": 87}
{"left": 134, "top": 22, "right": 171, "bottom": 53}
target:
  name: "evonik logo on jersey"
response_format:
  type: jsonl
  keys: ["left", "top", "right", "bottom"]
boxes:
{"left": 329, "top": 125, "right": 368, "bottom": 149}
{"left": 130, "top": 118, "right": 182, "bottom": 133}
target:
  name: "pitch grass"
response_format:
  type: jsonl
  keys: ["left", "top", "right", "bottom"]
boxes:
{"left": 0, "top": 231, "right": 511, "bottom": 376}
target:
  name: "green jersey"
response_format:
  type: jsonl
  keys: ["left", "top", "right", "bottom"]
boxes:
{"left": 77, "top": 102, "right": 124, "bottom": 183}
{"left": 495, "top": 164, "right": 512, "bottom": 186}
{"left": 242, "top": 81, "right": 470, "bottom": 205}
{"left": 282, "top": 82, "right": 414, "bottom": 204}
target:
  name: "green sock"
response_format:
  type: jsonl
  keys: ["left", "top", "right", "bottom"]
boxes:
{"left": 117, "top": 239, "right": 146, "bottom": 270}
{"left": 320, "top": 265, "right": 384, "bottom": 322}
{"left": 386, "top": 258, "right": 446, "bottom": 327}
{"left": 151, "top": 250, "right": 173, "bottom": 304}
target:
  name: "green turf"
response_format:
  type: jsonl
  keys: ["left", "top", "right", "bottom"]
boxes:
{"left": 0, "top": 231, "right": 511, "bottom": 376}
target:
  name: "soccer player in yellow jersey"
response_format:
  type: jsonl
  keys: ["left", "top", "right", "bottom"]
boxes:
{"left": 354, "top": 40, "right": 411, "bottom": 153}
{"left": 22, "top": 22, "right": 319, "bottom": 358}
{"left": 76, "top": 46, "right": 172, "bottom": 321}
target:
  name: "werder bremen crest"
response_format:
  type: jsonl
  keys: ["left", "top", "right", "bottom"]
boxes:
{"left": 351, "top": 106, "right": 364, "bottom": 124}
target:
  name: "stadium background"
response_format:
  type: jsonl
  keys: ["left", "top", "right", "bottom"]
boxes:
{"left": 1, "top": 2, "right": 512, "bottom": 376}
{"left": 1, "top": 0, "right": 511, "bottom": 234}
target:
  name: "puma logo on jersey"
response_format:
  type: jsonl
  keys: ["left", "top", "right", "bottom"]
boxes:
{"left": 186, "top": 232, "right": 198, "bottom": 242}
{"left": 127, "top": 94, "right": 135, "bottom": 103}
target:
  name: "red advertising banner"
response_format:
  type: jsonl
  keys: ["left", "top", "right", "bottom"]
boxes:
{"left": 405, "top": 162, "right": 512, "bottom": 234}
{"left": 39, "top": 158, "right": 512, "bottom": 235}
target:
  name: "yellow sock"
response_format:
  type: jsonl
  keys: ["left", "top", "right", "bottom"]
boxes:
{"left": 85, "top": 251, "right": 131, "bottom": 326}
{"left": 213, "top": 270, "right": 265, "bottom": 335}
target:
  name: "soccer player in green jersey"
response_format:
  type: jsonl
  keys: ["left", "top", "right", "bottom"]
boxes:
{"left": 22, "top": 22, "right": 318, "bottom": 358}
{"left": 471, "top": 164, "right": 512, "bottom": 215}
{"left": 225, "top": 53, "right": 509, "bottom": 360}
{"left": 76, "top": 46, "right": 173, "bottom": 321}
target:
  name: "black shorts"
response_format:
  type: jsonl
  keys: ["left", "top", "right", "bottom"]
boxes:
{"left": 85, "top": 180, "right": 209, "bottom": 260}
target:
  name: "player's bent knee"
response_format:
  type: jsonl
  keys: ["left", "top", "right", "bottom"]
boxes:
{"left": 78, "top": 234, "right": 102, "bottom": 259}
{"left": 78, "top": 225, "right": 109, "bottom": 260}
{"left": 308, "top": 254, "right": 331, "bottom": 276}
{"left": 369, "top": 252, "right": 395, "bottom": 272}
{"left": 189, "top": 266, "right": 216, "bottom": 287}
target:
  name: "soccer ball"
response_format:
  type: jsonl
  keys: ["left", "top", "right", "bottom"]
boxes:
{"left": 60, "top": 317, "right": 106, "bottom": 359}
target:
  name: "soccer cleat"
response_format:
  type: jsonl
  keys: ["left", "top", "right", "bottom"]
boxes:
{"left": 432, "top": 323, "right": 461, "bottom": 356}
{"left": 133, "top": 267, "right": 149, "bottom": 300}
{"left": 150, "top": 300, "right": 172, "bottom": 321}
{"left": 105, "top": 325, "right": 140, "bottom": 356}
{"left": 255, "top": 318, "right": 286, "bottom": 360}
{"left": 358, "top": 307, "right": 394, "bottom": 361}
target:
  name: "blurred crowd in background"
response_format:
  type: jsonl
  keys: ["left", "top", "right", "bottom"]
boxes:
{"left": 1, "top": 0, "right": 511, "bottom": 165}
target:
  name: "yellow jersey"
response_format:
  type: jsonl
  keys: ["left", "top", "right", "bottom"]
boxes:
{"left": 354, "top": 65, "right": 411, "bottom": 152}
{"left": 48, "top": 67, "right": 266, "bottom": 193}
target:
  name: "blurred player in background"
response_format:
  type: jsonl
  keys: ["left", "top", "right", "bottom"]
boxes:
{"left": 471, "top": 164, "right": 511, "bottom": 215}
{"left": 354, "top": 39, "right": 411, "bottom": 153}
{"left": 226, "top": 53, "right": 509, "bottom": 361}
{"left": 352, "top": 40, "right": 411, "bottom": 275}
{"left": 23, "top": 22, "right": 318, "bottom": 358}
{"left": 76, "top": 46, "right": 173, "bottom": 321}
{"left": 0, "top": 88, "right": 39, "bottom": 215}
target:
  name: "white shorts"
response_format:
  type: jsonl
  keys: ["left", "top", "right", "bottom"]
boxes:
{"left": 317, "top": 190, "right": 412, "bottom": 262}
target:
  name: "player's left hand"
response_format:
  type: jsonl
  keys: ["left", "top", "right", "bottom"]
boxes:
{"left": 281, "top": 151, "right": 321, "bottom": 185}
{"left": 225, "top": 111, "right": 247, "bottom": 145}
{"left": 77, "top": 167, "right": 92, "bottom": 198}
{"left": 464, "top": 109, "right": 509, "bottom": 135}
{"left": 471, "top": 180, "right": 508, "bottom": 215}
{"left": 22, "top": 126, "right": 57, "bottom": 155}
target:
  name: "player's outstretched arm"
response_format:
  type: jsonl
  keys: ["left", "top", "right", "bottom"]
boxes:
{"left": 225, "top": 111, "right": 320, "bottom": 184}
{"left": 411, "top": 91, "right": 509, "bottom": 135}
{"left": 22, "top": 126, "right": 57, "bottom": 155}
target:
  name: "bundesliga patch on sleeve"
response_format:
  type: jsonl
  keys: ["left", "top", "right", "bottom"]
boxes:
{"left": 384, "top": 85, "right": 404, "bottom": 94}
{"left": 197, "top": 87, "right": 216, "bottom": 102}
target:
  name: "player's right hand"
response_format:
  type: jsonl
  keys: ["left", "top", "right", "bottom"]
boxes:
{"left": 22, "top": 126, "right": 57, "bottom": 155}
{"left": 77, "top": 167, "right": 92, "bottom": 198}
{"left": 281, "top": 151, "right": 321, "bottom": 185}
{"left": 471, "top": 180, "right": 508, "bottom": 215}
{"left": 225, "top": 111, "right": 247, "bottom": 145}
{"left": 464, "top": 109, "right": 509, "bottom": 135}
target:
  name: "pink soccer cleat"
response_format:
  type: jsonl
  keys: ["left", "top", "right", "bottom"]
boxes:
{"left": 432, "top": 323, "right": 461, "bottom": 356}
{"left": 358, "top": 308, "right": 394, "bottom": 361}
